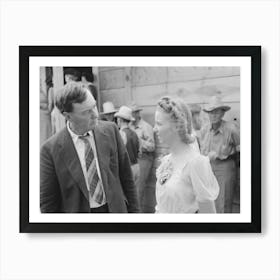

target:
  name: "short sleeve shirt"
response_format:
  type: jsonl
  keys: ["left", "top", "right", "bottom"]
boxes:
{"left": 199, "top": 120, "right": 240, "bottom": 160}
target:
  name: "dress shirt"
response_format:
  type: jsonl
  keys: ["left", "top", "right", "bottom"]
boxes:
{"left": 199, "top": 120, "right": 240, "bottom": 160}
{"left": 67, "top": 122, "right": 106, "bottom": 208}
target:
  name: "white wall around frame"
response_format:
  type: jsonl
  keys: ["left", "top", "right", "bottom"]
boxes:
{"left": 0, "top": 1, "right": 279, "bottom": 280}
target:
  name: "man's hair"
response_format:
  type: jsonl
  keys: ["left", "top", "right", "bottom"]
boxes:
{"left": 55, "top": 82, "right": 88, "bottom": 113}
{"left": 81, "top": 72, "right": 94, "bottom": 83}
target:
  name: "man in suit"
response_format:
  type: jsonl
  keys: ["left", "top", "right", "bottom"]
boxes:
{"left": 40, "top": 82, "right": 140, "bottom": 213}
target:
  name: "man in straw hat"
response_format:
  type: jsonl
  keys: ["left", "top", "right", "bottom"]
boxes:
{"left": 115, "top": 106, "right": 140, "bottom": 186}
{"left": 199, "top": 95, "right": 240, "bottom": 213}
{"left": 129, "top": 103, "right": 155, "bottom": 213}
{"left": 99, "top": 101, "right": 117, "bottom": 123}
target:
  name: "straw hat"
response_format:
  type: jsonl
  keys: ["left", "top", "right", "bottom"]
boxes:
{"left": 114, "top": 106, "right": 135, "bottom": 121}
{"left": 100, "top": 102, "right": 117, "bottom": 115}
{"left": 203, "top": 96, "right": 231, "bottom": 113}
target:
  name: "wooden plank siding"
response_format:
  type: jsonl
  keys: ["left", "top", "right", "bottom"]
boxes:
{"left": 99, "top": 67, "right": 240, "bottom": 127}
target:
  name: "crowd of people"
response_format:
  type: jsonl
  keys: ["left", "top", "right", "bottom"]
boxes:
{"left": 40, "top": 69, "right": 240, "bottom": 214}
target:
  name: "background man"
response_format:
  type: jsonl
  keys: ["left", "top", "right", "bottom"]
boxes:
{"left": 64, "top": 68, "right": 80, "bottom": 83}
{"left": 199, "top": 95, "right": 240, "bottom": 213}
{"left": 99, "top": 101, "right": 117, "bottom": 123}
{"left": 115, "top": 106, "right": 140, "bottom": 185}
{"left": 40, "top": 82, "right": 140, "bottom": 213}
{"left": 130, "top": 104, "right": 155, "bottom": 213}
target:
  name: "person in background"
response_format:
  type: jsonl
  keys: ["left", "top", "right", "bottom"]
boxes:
{"left": 64, "top": 68, "right": 80, "bottom": 83}
{"left": 189, "top": 103, "right": 202, "bottom": 132}
{"left": 81, "top": 71, "right": 98, "bottom": 108}
{"left": 199, "top": 95, "right": 240, "bottom": 213}
{"left": 115, "top": 106, "right": 140, "bottom": 185}
{"left": 40, "top": 82, "right": 140, "bottom": 213}
{"left": 99, "top": 102, "right": 117, "bottom": 123}
{"left": 189, "top": 103, "right": 203, "bottom": 151}
{"left": 130, "top": 104, "right": 155, "bottom": 213}
{"left": 154, "top": 96, "right": 219, "bottom": 213}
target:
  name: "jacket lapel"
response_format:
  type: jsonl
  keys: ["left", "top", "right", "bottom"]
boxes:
{"left": 58, "top": 128, "right": 89, "bottom": 202}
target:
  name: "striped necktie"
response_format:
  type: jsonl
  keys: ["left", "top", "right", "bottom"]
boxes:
{"left": 79, "top": 134, "right": 104, "bottom": 204}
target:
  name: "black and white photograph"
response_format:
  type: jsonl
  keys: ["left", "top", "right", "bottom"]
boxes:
{"left": 40, "top": 66, "right": 240, "bottom": 215}
{"left": 20, "top": 46, "right": 260, "bottom": 233}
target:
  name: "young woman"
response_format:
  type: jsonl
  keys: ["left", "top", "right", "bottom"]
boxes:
{"left": 154, "top": 96, "right": 219, "bottom": 213}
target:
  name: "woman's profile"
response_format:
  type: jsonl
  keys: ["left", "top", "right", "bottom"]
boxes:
{"left": 154, "top": 96, "right": 219, "bottom": 213}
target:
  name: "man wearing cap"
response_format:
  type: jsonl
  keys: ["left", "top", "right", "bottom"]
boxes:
{"left": 199, "top": 96, "right": 240, "bottom": 213}
{"left": 130, "top": 104, "right": 155, "bottom": 213}
{"left": 99, "top": 102, "right": 117, "bottom": 123}
{"left": 115, "top": 106, "right": 140, "bottom": 185}
{"left": 40, "top": 82, "right": 140, "bottom": 213}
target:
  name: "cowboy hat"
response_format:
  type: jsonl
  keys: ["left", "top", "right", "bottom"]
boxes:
{"left": 203, "top": 96, "right": 231, "bottom": 113}
{"left": 114, "top": 106, "right": 135, "bottom": 121}
{"left": 100, "top": 102, "right": 117, "bottom": 115}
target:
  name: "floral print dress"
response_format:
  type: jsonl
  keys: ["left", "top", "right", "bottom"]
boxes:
{"left": 155, "top": 152, "right": 219, "bottom": 213}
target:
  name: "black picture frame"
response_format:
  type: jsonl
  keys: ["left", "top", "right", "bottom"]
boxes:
{"left": 20, "top": 46, "right": 261, "bottom": 233}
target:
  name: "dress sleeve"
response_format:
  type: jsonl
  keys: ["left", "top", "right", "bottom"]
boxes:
{"left": 187, "top": 155, "right": 220, "bottom": 202}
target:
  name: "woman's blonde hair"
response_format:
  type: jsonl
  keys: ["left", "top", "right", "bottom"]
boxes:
{"left": 157, "top": 96, "right": 195, "bottom": 144}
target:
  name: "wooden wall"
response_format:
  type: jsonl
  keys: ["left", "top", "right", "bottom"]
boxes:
{"left": 99, "top": 67, "right": 240, "bottom": 127}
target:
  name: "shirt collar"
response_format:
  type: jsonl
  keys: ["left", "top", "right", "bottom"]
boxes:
{"left": 67, "top": 121, "right": 93, "bottom": 144}
{"left": 210, "top": 120, "right": 225, "bottom": 135}
{"left": 134, "top": 118, "right": 143, "bottom": 129}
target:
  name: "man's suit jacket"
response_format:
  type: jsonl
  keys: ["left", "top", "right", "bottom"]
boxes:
{"left": 40, "top": 121, "right": 140, "bottom": 213}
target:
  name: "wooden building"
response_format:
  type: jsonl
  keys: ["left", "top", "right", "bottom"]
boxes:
{"left": 41, "top": 66, "right": 240, "bottom": 132}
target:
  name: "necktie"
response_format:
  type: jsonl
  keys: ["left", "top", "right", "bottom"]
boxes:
{"left": 79, "top": 134, "right": 104, "bottom": 204}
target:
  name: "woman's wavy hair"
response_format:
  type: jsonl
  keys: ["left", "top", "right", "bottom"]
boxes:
{"left": 157, "top": 96, "right": 195, "bottom": 144}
